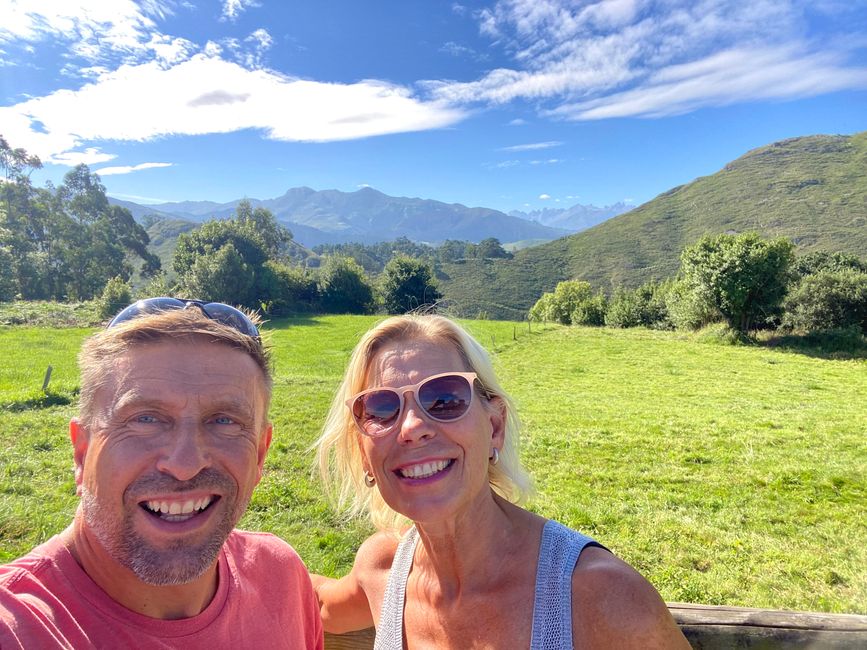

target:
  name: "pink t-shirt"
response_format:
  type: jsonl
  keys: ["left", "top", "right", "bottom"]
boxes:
{"left": 0, "top": 530, "right": 323, "bottom": 649}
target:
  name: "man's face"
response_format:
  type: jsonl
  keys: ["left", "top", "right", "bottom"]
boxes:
{"left": 71, "top": 340, "right": 272, "bottom": 586}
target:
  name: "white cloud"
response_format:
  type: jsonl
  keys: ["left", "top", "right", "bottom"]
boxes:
{"left": 530, "top": 158, "right": 562, "bottom": 165}
{"left": 539, "top": 193, "right": 551, "bottom": 200}
{"left": 500, "top": 141, "right": 562, "bottom": 152}
{"left": 493, "top": 160, "right": 520, "bottom": 168}
{"left": 508, "top": 118, "right": 527, "bottom": 125}
{"left": 1, "top": 55, "right": 465, "bottom": 164}
{"left": 95, "top": 162, "right": 173, "bottom": 176}
{"left": 222, "top": 0, "right": 260, "bottom": 21}
{"left": 423, "top": 0, "right": 867, "bottom": 119}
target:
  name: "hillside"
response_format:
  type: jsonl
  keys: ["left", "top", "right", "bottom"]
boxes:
{"left": 439, "top": 132, "right": 867, "bottom": 319}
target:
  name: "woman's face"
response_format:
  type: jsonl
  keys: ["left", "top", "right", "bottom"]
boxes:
{"left": 357, "top": 338, "right": 504, "bottom": 526}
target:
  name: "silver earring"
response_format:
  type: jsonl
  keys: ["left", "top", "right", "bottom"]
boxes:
{"left": 490, "top": 448, "right": 499, "bottom": 465}
{"left": 363, "top": 471, "right": 376, "bottom": 487}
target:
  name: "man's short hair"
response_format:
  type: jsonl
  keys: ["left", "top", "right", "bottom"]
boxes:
{"left": 78, "top": 308, "right": 272, "bottom": 424}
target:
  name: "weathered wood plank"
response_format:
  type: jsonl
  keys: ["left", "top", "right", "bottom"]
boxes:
{"left": 324, "top": 603, "right": 867, "bottom": 649}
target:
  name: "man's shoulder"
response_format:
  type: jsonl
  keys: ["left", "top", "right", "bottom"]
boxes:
{"left": 0, "top": 536, "right": 65, "bottom": 592}
{"left": 225, "top": 529, "right": 308, "bottom": 578}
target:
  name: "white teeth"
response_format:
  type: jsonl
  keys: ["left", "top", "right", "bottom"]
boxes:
{"left": 145, "top": 496, "right": 213, "bottom": 517}
{"left": 400, "top": 459, "right": 450, "bottom": 479}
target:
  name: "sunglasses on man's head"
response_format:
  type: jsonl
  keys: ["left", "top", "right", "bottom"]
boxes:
{"left": 347, "top": 372, "right": 484, "bottom": 438}
{"left": 107, "top": 297, "right": 260, "bottom": 339}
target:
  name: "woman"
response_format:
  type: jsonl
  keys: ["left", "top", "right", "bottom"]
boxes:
{"left": 313, "top": 315, "right": 689, "bottom": 649}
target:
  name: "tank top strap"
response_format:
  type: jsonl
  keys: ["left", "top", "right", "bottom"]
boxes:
{"left": 530, "top": 520, "right": 601, "bottom": 650}
{"left": 374, "top": 526, "right": 419, "bottom": 650}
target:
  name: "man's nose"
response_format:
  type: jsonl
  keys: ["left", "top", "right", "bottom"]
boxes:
{"left": 155, "top": 420, "right": 210, "bottom": 480}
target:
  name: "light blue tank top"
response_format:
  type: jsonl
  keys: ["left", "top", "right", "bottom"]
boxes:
{"left": 374, "top": 520, "right": 601, "bottom": 649}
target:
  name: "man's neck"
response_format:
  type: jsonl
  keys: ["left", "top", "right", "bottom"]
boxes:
{"left": 61, "top": 517, "right": 221, "bottom": 620}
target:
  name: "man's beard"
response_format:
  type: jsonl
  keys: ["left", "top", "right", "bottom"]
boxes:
{"left": 80, "top": 468, "right": 248, "bottom": 586}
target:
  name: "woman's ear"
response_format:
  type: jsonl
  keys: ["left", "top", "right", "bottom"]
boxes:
{"left": 487, "top": 396, "right": 507, "bottom": 450}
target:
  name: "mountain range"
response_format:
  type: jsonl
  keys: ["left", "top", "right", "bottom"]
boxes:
{"left": 111, "top": 187, "right": 594, "bottom": 249}
{"left": 508, "top": 202, "right": 631, "bottom": 231}
{"left": 438, "top": 131, "right": 867, "bottom": 319}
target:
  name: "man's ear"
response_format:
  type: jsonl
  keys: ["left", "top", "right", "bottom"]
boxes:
{"left": 255, "top": 423, "right": 273, "bottom": 483}
{"left": 69, "top": 418, "right": 90, "bottom": 495}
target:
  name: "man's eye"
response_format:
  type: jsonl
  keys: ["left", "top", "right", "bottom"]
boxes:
{"left": 214, "top": 415, "right": 236, "bottom": 425}
{"left": 135, "top": 414, "right": 159, "bottom": 424}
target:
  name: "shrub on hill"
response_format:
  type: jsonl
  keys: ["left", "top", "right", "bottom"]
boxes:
{"left": 605, "top": 280, "right": 671, "bottom": 329}
{"left": 317, "top": 255, "right": 374, "bottom": 314}
{"left": 528, "top": 280, "right": 605, "bottom": 326}
{"left": 379, "top": 256, "right": 441, "bottom": 314}
{"left": 783, "top": 269, "right": 867, "bottom": 334}
{"left": 96, "top": 276, "right": 133, "bottom": 320}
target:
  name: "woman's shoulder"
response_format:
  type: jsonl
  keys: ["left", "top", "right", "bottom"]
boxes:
{"left": 571, "top": 545, "right": 689, "bottom": 648}
{"left": 353, "top": 529, "right": 408, "bottom": 575}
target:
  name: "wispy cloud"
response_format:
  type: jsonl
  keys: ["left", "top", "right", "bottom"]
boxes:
{"left": 221, "top": 0, "right": 260, "bottom": 22}
{"left": 95, "top": 162, "right": 173, "bottom": 176}
{"left": 0, "top": 0, "right": 176, "bottom": 64}
{"left": 499, "top": 141, "right": 562, "bottom": 152}
{"left": 424, "top": 0, "right": 867, "bottom": 119}
{"left": 538, "top": 193, "right": 551, "bottom": 200}
{"left": 1, "top": 55, "right": 464, "bottom": 165}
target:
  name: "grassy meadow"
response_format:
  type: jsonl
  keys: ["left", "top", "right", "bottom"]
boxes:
{"left": 1, "top": 315, "right": 865, "bottom": 614}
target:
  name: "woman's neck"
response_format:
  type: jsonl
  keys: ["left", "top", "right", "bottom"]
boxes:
{"left": 411, "top": 493, "right": 543, "bottom": 600}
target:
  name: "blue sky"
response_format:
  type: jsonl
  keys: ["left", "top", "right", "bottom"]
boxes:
{"left": 2, "top": 0, "right": 866, "bottom": 213}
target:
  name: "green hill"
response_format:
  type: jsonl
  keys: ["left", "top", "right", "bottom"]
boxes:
{"left": 439, "top": 132, "right": 867, "bottom": 320}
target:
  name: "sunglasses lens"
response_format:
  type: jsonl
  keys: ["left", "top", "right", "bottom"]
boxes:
{"left": 200, "top": 303, "right": 260, "bottom": 338}
{"left": 353, "top": 390, "right": 401, "bottom": 436}
{"left": 107, "top": 297, "right": 185, "bottom": 328}
{"left": 419, "top": 374, "right": 472, "bottom": 421}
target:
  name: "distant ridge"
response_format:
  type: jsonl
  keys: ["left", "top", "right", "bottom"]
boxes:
{"left": 509, "top": 201, "right": 632, "bottom": 231}
{"left": 439, "top": 132, "right": 867, "bottom": 319}
{"left": 110, "top": 186, "right": 576, "bottom": 248}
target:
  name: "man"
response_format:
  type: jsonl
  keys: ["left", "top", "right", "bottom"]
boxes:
{"left": 0, "top": 299, "right": 323, "bottom": 648}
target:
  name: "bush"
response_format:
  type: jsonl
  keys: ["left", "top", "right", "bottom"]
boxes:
{"left": 379, "top": 256, "right": 441, "bottom": 314}
{"left": 96, "top": 276, "right": 133, "bottom": 320}
{"left": 783, "top": 269, "right": 867, "bottom": 334}
{"left": 178, "top": 243, "right": 254, "bottom": 307}
{"left": 665, "top": 278, "right": 723, "bottom": 331}
{"left": 318, "top": 256, "right": 373, "bottom": 314}
{"left": 257, "top": 261, "right": 319, "bottom": 315}
{"left": 571, "top": 291, "right": 607, "bottom": 326}
{"left": 528, "top": 280, "right": 603, "bottom": 325}
{"left": 605, "top": 281, "right": 671, "bottom": 329}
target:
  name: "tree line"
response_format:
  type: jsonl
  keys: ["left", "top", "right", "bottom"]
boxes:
{"left": 0, "top": 137, "right": 160, "bottom": 302}
{"left": 529, "top": 232, "right": 867, "bottom": 338}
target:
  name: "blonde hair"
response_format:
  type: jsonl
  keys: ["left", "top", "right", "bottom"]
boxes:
{"left": 78, "top": 308, "right": 272, "bottom": 425}
{"left": 315, "top": 314, "right": 533, "bottom": 531}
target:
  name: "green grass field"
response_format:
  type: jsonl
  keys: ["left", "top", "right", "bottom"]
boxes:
{"left": 1, "top": 316, "right": 864, "bottom": 614}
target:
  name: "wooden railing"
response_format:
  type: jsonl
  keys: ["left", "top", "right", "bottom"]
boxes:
{"left": 324, "top": 603, "right": 867, "bottom": 649}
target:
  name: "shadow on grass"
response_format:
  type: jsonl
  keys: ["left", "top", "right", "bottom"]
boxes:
{"left": 759, "top": 328, "right": 867, "bottom": 361}
{"left": 261, "top": 314, "right": 327, "bottom": 330}
{"left": 2, "top": 392, "right": 73, "bottom": 412}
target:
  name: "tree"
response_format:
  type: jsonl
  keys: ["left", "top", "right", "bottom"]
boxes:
{"left": 379, "top": 256, "right": 441, "bottom": 314}
{"left": 179, "top": 242, "right": 255, "bottom": 306}
{"left": 318, "top": 255, "right": 373, "bottom": 313}
{"left": 173, "top": 211, "right": 271, "bottom": 308}
{"left": 234, "top": 199, "right": 292, "bottom": 258}
{"left": 679, "top": 233, "right": 794, "bottom": 333}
